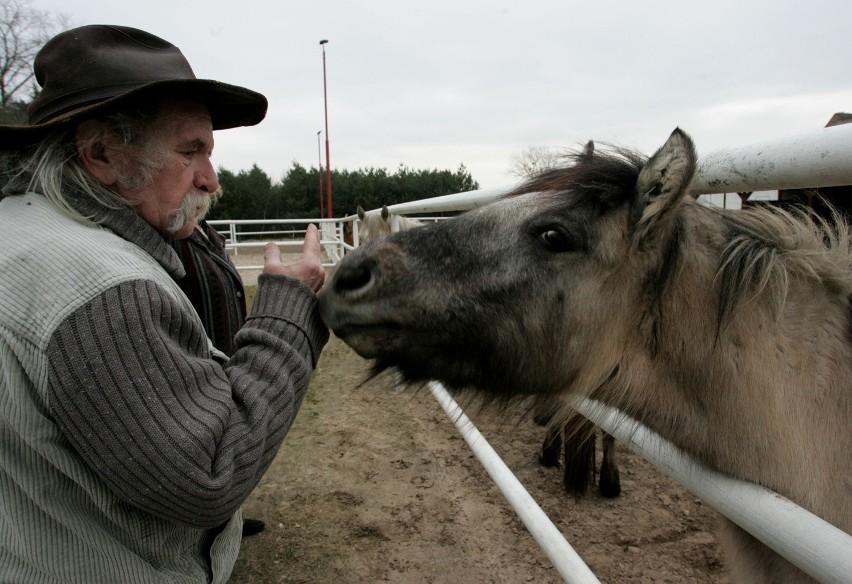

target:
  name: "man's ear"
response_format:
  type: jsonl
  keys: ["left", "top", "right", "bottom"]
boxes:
{"left": 75, "top": 120, "right": 119, "bottom": 186}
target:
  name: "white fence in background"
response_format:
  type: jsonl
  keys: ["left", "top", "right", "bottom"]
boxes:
{"left": 206, "top": 218, "right": 352, "bottom": 268}
{"left": 208, "top": 215, "right": 440, "bottom": 268}
{"left": 220, "top": 123, "right": 852, "bottom": 583}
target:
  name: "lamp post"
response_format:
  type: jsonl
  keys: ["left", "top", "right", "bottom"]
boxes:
{"left": 319, "top": 39, "right": 332, "bottom": 218}
{"left": 317, "top": 130, "right": 324, "bottom": 218}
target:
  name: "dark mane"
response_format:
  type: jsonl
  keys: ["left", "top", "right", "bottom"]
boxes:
{"left": 507, "top": 145, "right": 646, "bottom": 209}
{"left": 714, "top": 203, "right": 852, "bottom": 328}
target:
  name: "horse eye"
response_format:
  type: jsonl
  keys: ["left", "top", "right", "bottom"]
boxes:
{"left": 537, "top": 228, "right": 573, "bottom": 252}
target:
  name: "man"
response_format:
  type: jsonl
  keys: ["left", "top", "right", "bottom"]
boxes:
{"left": 0, "top": 25, "right": 328, "bottom": 583}
{"left": 168, "top": 210, "right": 265, "bottom": 537}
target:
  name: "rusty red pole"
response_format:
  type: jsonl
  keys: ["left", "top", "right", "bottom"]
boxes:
{"left": 320, "top": 39, "right": 333, "bottom": 218}
{"left": 317, "top": 130, "right": 324, "bottom": 217}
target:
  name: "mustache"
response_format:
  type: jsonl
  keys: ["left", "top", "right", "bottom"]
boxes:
{"left": 165, "top": 190, "right": 212, "bottom": 235}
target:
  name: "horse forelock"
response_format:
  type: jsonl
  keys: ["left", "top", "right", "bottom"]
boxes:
{"left": 508, "top": 145, "right": 646, "bottom": 210}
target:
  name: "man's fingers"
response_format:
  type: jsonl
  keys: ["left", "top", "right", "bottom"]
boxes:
{"left": 302, "top": 224, "right": 322, "bottom": 261}
{"left": 260, "top": 227, "right": 325, "bottom": 292}
{"left": 264, "top": 242, "right": 281, "bottom": 267}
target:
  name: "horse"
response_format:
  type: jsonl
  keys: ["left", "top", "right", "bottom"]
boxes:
{"left": 534, "top": 405, "right": 620, "bottom": 498}
{"left": 357, "top": 204, "right": 423, "bottom": 242}
{"left": 342, "top": 221, "right": 354, "bottom": 248}
{"left": 319, "top": 129, "right": 852, "bottom": 583}
{"left": 358, "top": 198, "right": 619, "bottom": 497}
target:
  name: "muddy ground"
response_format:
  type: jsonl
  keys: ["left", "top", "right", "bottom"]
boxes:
{"left": 227, "top": 251, "right": 731, "bottom": 583}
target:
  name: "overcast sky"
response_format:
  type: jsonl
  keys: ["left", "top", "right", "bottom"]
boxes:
{"left": 31, "top": 0, "right": 852, "bottom": 197}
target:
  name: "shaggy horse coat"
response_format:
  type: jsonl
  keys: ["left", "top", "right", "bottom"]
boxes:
{"left": 321, "top": 130, "right": 852, "bottom": 583}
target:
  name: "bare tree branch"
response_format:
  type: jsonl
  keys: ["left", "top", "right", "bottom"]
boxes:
{"left": 508, "top": 145, "right": 564, "bottom": 180}
{"left": 0, "top": 0, "right": 66, "bottom": 109}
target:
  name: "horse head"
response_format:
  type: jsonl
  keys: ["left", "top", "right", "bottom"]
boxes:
{"left": 322, "top": 129, "right": 699, "bottom": 402}
{"left": 357, "top": 205, "right": 424, "bottom": 243}
{"left": 357, "top": 205, "right": 391, "bottom": 242}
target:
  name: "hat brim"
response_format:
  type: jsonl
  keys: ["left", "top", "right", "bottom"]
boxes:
{"left": 0, "top": 78, "right": 268, "bottom": 150}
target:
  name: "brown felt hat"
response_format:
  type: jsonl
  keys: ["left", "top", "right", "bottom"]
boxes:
{"left": 0, "top": 24, "right": 268, "bottom": 148}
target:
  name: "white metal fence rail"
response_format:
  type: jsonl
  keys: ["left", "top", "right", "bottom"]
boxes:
{"left": 429, "top": 382, "right": 602, "bottom": 584}
{"left": 220, "top": 123, "right": 852, "bottom": 583}
{"left": 207, "top": 218, "right": 354, "bottom": 268}
{"left": 568, "top": 396, "right": 852, "bottom": 584}
{"left": 208, "top": 216, "right": 440, "bottom": 268}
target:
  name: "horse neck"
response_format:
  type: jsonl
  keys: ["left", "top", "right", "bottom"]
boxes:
{"left": 613, "top": 210, "right": 852, "bottom": 513}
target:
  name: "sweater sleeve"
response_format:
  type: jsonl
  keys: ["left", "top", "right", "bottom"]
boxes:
{"left": 45, "top": 273, "right": 329, "bottom": 528}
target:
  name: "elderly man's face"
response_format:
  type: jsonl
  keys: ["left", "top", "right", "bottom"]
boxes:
{"left": 117, "top": 100, "right": 219, "bottom": 239}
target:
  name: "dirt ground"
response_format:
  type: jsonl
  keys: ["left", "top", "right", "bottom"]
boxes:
{"left": 227, "top": 251, "right": 731, "bottom": 584}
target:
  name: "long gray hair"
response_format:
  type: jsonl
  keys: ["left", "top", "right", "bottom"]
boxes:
{"left": 7, "top": 106, "right": 168, "bottom": 224}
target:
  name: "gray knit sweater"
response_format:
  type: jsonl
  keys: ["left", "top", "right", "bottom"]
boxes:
{"left": 0, "top": 192, "right": 328, "bottom": 583}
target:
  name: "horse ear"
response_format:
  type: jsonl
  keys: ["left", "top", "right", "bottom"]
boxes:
{"left": 381, "top": 205, "right": 389, "bottom": 220}
{"left": 632, "top": 128, "right": 697, "bottom": 249}
{"left": 582, "top": 140, "right": 594, "bottom": 158}
{"left": 357, "top": 205, "right": 366, "bottom": 220}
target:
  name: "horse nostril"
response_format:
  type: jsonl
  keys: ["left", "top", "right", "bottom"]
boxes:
{"left": 334, "top": 264, "right": 374, "bottom": 294}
